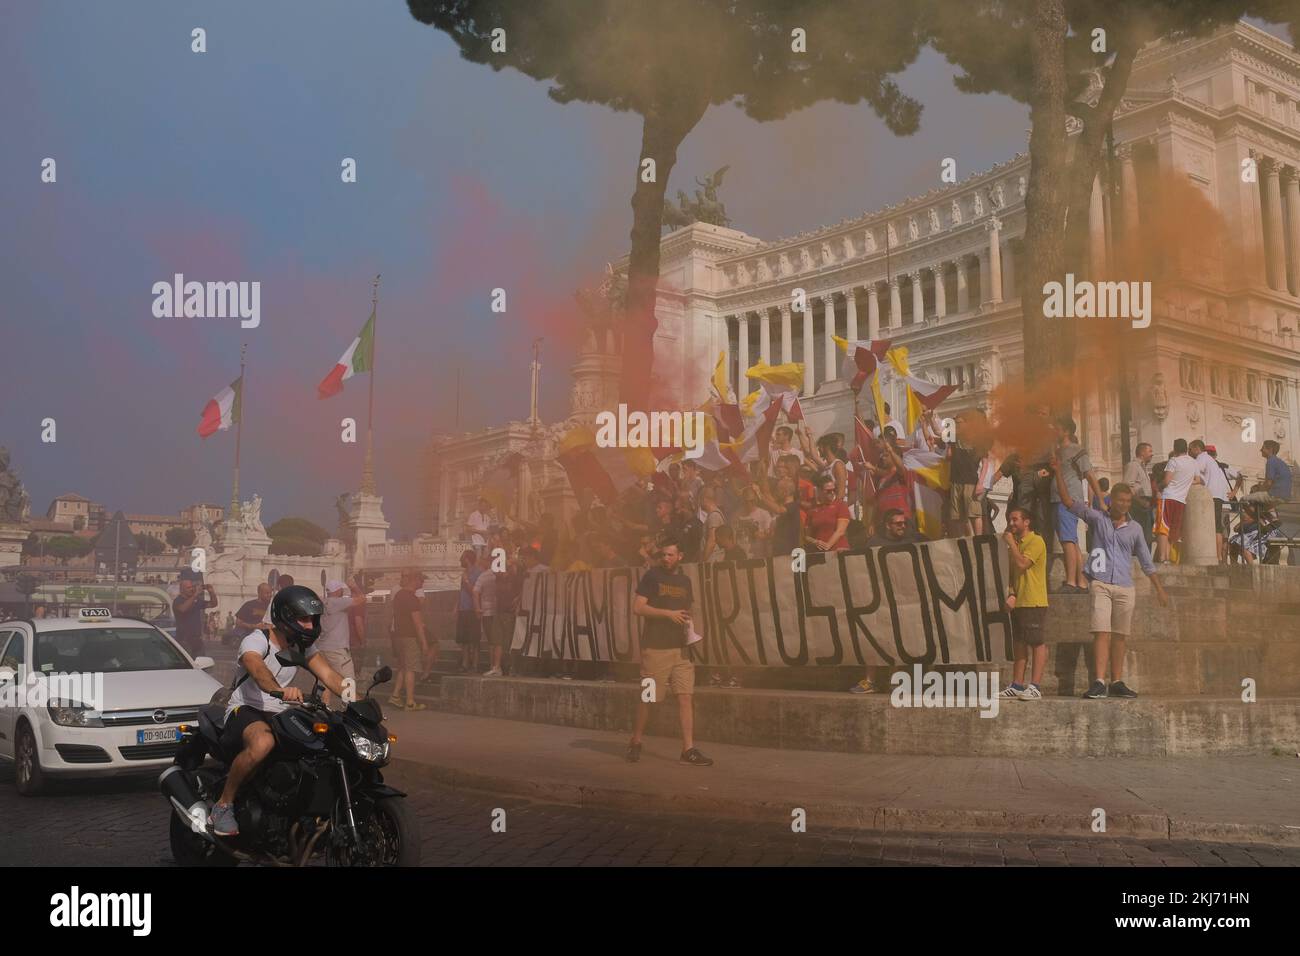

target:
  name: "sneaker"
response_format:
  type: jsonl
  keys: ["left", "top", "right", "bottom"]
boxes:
{"left": 405, "top": 701, "right": 427, "bottom": 711}
{"left": 1082, "top": 680, "right": 1109, "bottom": 699}
{"left": 709, "top": 672, "right": 724, "bottom": 687}
{"left": 680, "top": 747, "right": 713, "bottom": 767}
{"left": 625, "top": 741, "right": 641, "bottom": 763}
{"left": 723, "top": 677, "right": 742, "bottom": 689}
{"left": 998, "top": 683, "right": 1024, "bottom": 700}
{"left": 1108, "top": 680, "right": 1138, "bottom": 699}
{"left": 210, "top": 802, "right": 239, "bottom": 837}
{"left": 1018, "top": 684, "right": 1043, "bottom": 700}
{"left": 483, "top": 667, "right": 503, "bottom": 678}
{"left": 849, "top": 678, "right": 875, "bottom": 695}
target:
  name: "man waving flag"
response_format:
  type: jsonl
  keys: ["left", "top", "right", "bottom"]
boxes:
{"left": 318, "top": 309, "right": 375, "bottom": 399}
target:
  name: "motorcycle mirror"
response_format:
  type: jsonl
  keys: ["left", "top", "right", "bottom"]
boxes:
{"left": 368, "top": 666, "right": 394, "bottom": 695}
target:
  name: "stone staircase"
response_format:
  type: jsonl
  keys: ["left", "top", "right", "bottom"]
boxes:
{"left": 208, "top": 566, "right": 1300, "bottom": 758}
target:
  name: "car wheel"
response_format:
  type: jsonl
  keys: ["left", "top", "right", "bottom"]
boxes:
{"left": 14, "top": 722, "right": 47, "bottom": 796}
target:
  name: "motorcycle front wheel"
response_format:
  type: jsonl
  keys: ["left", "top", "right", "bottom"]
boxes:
{"left": 326, "top": 796, "right": 420, "bottom": 867}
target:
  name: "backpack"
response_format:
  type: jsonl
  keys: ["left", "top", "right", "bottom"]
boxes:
{"left": 230, "top": 630, "right": 274, "bottom": 693}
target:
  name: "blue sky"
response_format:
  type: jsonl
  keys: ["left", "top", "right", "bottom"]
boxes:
{"left": 0, "top": 2, "right": 1285, "bottom": 533}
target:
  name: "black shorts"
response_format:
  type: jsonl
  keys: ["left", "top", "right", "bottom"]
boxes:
{"left": 455, "top": 610, "right": 480, "bottom": 646}
{"left": 220, "top": 705, "right": 272, "bottom": 754}
{"left": 1213, "top": 498, "right": 1226, "bottom": 534}
{"left": 1011, "top": 606, "right": 1047, "bottom": 647}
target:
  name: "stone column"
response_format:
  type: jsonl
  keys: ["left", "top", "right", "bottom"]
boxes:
{"left": 1002, "top": 240, "right": 1016, "bottom": 299}
{"left": 823, "top": 294, "right": 838, "bottom": 380}
{"left": 801, "top": 303, "right": 815, "bottom": 394}
{"left": 1089, "top": 173, "right": 1107, "bottom": 278}
{"left": 866, "top": 284, "right": 881, "bottom": 339}
{"left": 759, "top": 307, "right": 771, "bottom": 364}
{"left": 845, "top": 287, "right": 859, "bottom": 342}
{"left": 1284, "top": 166, "right": 1300, "bottom": 296}
{"left": 716, "top": 314, "right": 731, "bottom": 391}
{"left": 955, "top": 259, "right": 969, "bottom": 313}
{"left": 780, "top": 305, "right": 793, "bottom": 363}
{"left": 736, "top": 312, "right": 750, "bottom": 399}
{"left": 1118, "top": 144, "right": 1139, "bottom": 239}
{"left": 911, "top": 271, "right": 925, "bottom": 324}
{"left": 986, "top": 217, "right": 1003, "bottom": 304}
{"left": 933, "top": 265, "right": 947, "bottom": 317}
{"left": 979, "top": 251, "right": 990, "bottom": 305}
{"left": 1264, "top": 157, "right": 1286, "bottom": 291}
{"left": 889, "top": 276, "right": 902, "bottom": 329}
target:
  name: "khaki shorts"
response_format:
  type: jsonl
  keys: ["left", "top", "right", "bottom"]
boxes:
{"left": 487, "top": 614, "right": 516, "bottom": 649}
{"left": 639, "top": 646, "right": 694, "bottom": 700}
{"left": 1088, "top": 580, "right": 1136, "bottom": 636}
{"left": 947, "top": 483, "right": 982, "bottom": 520}
{"left": 393, "top": 634, "right": 422, "bottom": 671}
{"left": 317, "top": 647, "right": 355, "bottom": 681}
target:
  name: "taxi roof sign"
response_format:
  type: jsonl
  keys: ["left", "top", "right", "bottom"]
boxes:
{"left": 78, "top": 607, "right": 113, "bottom": 621}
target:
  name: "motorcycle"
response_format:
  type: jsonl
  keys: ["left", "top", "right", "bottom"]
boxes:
{"left": 159, "top": 654, "right": 419, "bottom": 866}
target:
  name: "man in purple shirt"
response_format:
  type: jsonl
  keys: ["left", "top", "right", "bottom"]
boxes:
{"left": 1051, "top": 452, "right": 1169, "bottom": 700}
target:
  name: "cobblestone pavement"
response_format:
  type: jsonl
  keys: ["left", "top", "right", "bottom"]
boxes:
{"left": 0, "top": 764, "right": 1296, "bottom": 867}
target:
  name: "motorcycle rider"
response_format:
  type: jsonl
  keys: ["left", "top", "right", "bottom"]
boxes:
{"left": 210, "top": 585, "right": 350, "bottom": 837}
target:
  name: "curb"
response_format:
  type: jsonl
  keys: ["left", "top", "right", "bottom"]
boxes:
{"left": 388, "top": 757, "right": 1300, "bottom": 848}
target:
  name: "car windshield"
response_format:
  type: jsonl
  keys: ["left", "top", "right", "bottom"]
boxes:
{"left": 34, "top": 627, "right": 192, "bottom": 674}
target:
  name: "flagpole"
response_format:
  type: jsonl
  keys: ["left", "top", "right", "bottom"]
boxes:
{"left": 361, "top": 275, "right": 380, "bottom": 495}
{"left": 230, "top": 343, "right": 246, "bottom": 521}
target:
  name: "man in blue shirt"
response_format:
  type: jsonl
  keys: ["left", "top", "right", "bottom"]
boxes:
{"left": 1246, "top": 440, "right": 1293, "bottom": 505}
{"left": 1051, "top": 452, "right": 1169, "bottom": 699}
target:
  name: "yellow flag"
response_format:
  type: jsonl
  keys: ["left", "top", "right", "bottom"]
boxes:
{"left": 745, "top": 360, "right": 805, "bottom": 391}
{"left": 711, "top": 350, "right": 729, "bottom": 400}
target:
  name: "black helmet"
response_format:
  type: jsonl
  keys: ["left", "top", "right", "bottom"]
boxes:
{"left": 269, "top": 585, "right": 324, "bottom": 649}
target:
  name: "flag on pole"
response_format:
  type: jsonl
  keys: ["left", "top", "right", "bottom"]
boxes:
{"left": 901, "top": 444, "right": 950, "bottom": 540}
{"left": 833, "top": 336, "right": 892, "bottom": 394}
{"left": 879, "top": 346, "right": 958, "bottom": 435}
{"left": 197, "top": 376, "right": 243, "bottom": 438}
{"left": 317, "top": 309, "right": 375, "bottom": 399}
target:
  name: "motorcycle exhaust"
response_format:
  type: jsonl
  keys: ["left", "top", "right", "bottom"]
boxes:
{"left": 159, "top": 765, "right": 211, "bottom": 836}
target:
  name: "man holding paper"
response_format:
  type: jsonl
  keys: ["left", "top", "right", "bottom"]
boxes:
{"left": 627, "top": 537, "right": 714, "bottom": 767}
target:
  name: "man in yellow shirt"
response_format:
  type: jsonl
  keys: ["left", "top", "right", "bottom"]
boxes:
{"left": 1000, "top": 505, "right": 1048, "bottom": 700}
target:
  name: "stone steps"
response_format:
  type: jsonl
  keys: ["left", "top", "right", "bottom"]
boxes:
{"left": 426, "top": 675, "right": 1300, "bottom": 758}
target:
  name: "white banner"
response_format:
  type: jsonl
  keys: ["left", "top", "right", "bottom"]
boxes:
{"left": 512, "top": 536, "right": 1013, "bottom": 667}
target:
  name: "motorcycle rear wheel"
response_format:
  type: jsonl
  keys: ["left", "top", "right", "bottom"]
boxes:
{"left": 169, "top": 809, "right": 238, "bottom": 867}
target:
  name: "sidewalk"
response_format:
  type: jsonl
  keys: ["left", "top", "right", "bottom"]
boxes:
{"left": 382, "top": 709, "right": 1300, "bottom": 846}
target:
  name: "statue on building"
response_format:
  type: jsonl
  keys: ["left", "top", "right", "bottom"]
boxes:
{"left": 1149, "top": 372, "right": 1169, "bottom": 423}
{"left": 335, "top": 492, "right": 353, "bottom": 529}
{"left": 240, "top": 494, "right": 265, "bottom": 535}
{"left": 842, "top": 235, "right": 855, "bottom": 259}
{"left": 661, "top": 165, "right": 732, "bottom": 229}
{"left": 991, "top": 182, "right": 1005, "bottom": 209}
{"left": 887, "top": 222, "right": 899, "bottom": 247}
{"left": 778, "top": 252, "right": 793, "bottom": 276}
{"left": 756, "top": 258, "right": 771, "bottom": 282}
{"left": 907, "top": 217, "right": 919, "bottom": 241}
{"left": 972, "top": 191, "right": 984, "bottom": 217}
{"left": 863, "top": 230, "right": 877, "bottom": 253}
{"left": 821, "top": 241, "right": 835, "bottom": 266}
{"left": 950, "top": 198, "right": 963, "bottom": 225}
{"left": 1017, "top": 174, "right": 1027, "bottom": 199}
{"left": 0, "top": 447, "right": 30, "bottom": 523}
{"left": 928, "top": 208, "right": 941, "bottom": 233}
{"left": 800, "top": 248, "right": 813, "bottom": 271}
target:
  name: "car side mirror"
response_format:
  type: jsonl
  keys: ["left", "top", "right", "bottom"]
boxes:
{"left": 0, "top": 667, "right": 14, "bottom": 684}
{"left": 276, "top": 649, "right": 308, "bottom": 669}
{"left": 192, "top": 656, "right": 215, "bottom": 670}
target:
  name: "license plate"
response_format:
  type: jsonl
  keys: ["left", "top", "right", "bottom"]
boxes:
{"left": 136, "top": 727, "right": 180, "bottom": 744}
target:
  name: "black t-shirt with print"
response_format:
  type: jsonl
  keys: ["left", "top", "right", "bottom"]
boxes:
{"left": 636, "top": 565, "right": 693, "bottom": 649}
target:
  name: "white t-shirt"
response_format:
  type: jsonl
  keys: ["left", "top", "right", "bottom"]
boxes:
{"left": 226, "top": 630, "right": 317, "bottom": 718}
{"left": 1194, "top": 452, "right": 1230, "bottom": 502}
{"left": 317, "top": 594, "right": 353, "bottom": 652}
{"left": 1162, "top": 454, "right": 1196, "bottom": 504}
{"left": 472, "top": 569, "right": 498, "bottom": 616}
{"left": 467, "top": 510, "right": 491, "bottom": 546}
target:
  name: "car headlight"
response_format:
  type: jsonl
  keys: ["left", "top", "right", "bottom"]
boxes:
{"left": 47, "top": 702, "right": 104, "bottom": 727}
{"left": 349, "top": 732, "right": 389, "bottom": 763}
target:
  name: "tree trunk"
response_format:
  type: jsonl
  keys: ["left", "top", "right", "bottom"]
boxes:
{"left": 621, "top": 101, "right": 708, "bottom": 411}
{"left": 1021, "top": 0, "right": 1069, "bottom": 395}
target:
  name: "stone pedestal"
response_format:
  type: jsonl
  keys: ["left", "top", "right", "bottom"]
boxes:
{"left": 1180, "top": 483, "right": 1218, "bottom": 566}
{"left": 346, "top": 492, "right": 390, "bottom": 569}
{"left": 0, "top": 524, "right": 27, "bottom": 568}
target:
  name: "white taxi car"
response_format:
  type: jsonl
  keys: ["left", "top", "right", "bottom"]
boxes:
{"left": 0, "top": 608, "right": 224, "bottom": 795}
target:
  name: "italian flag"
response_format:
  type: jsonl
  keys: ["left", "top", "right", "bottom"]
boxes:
{"left": 197, "top": 376, "right": 242, "bottom": 438}
{"left": 317, "top": 309, "right": 374, "bottom": 399}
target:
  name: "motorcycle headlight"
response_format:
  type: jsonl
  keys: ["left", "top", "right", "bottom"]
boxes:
{"left": 47, "top": 702, "right": 104, "bottom": 727}
{"left": 349, "top": 732, "right": 389, "bottom": 763}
